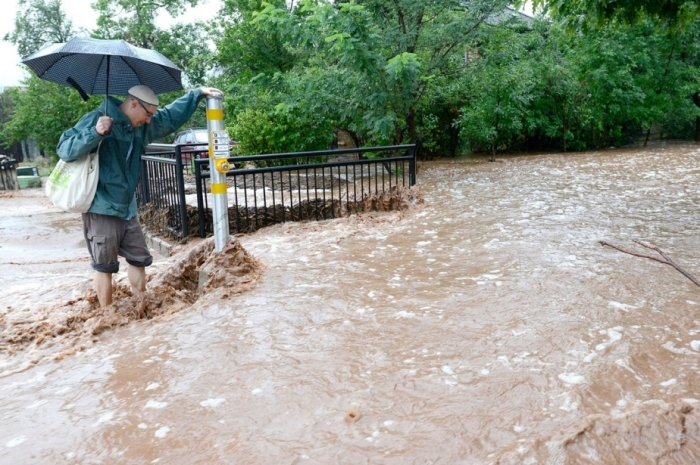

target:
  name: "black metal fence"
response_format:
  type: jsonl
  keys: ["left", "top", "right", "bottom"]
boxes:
{"left": 138, "top": 144, "right": 416, "bottom": 240}
{"left": 138, "top": 145, "right": 188, "bottom": 239}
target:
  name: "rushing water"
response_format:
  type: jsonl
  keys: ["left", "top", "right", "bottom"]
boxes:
{"left": 2, "top": 144, "right": 700, "bottom": 464}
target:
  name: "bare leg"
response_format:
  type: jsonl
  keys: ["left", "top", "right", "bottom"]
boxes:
{"left": 94, "top": 271, "right": 113, "bottom": 308}
{"left": 128, "top": 265, "right": 146, "bottom": 297}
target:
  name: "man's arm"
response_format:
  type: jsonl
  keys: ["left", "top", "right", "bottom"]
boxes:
{"left": 56, "top": 111, "right": 102, "bottom": 162}
{"left": 146, "top": 87, "right": 225, "bottom": 141}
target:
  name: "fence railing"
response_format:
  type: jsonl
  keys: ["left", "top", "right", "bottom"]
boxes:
{"left": 138, "top": 144, "right": 416, "bottom": 240}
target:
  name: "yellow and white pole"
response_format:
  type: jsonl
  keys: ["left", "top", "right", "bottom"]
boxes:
{"left": 206, "top": 92, "right": 230, "bottom": 252}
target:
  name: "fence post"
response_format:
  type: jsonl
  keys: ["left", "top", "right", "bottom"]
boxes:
{"left": 174, "top": 144, "right": 188, "bottom": 239}
{"left": 195, "top": 159, "right": 207, "bottom": 238}
{"left": 139, "top": 158, "right": 150, "bottom": 203}
{"left": 409, "top": 144, "right": 416, "bottom": 186}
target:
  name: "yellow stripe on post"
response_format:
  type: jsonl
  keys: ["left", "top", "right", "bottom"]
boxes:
{"left": 211, "top": 182, "right": 227, "bottom": 195}
{"left": 206, "top": 108, "right": 224, "bottom": 121}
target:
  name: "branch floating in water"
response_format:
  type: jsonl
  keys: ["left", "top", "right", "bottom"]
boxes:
{"left": 600, "top": 240, "right": 700, "bottom": 288}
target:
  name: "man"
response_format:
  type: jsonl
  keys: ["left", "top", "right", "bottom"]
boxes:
{"left": 57, "top": 85, "right": 223, "bottom": 308}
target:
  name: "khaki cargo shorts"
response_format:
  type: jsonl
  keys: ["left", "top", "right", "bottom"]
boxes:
{"left": 82, "top": 212, "right": 153, "bottom": 274}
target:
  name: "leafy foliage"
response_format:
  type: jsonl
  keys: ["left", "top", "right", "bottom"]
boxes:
{"left": 3, "top": 0, "right": 75, "bottom": 58}
{"left": 457, "top": 24, "right": 535, "bottom": 158}
{"left": 91, "top": 0, "right": 213, "bottom": 87}
{"left": 526, "top": 0, "right": 700, "bottom": 28}
{"left": 3, "top": 76, "right": 100, "bottom": 158}
{"left": 4, "top": 0, "right": 700, "bottom": 160}
{"left": 216, "top": 0, "right": 510, "bottom": 155}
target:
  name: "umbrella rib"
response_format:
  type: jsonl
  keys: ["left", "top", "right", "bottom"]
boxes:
{"left": 35, "top": 52, "right": 79, "bottom": 81}
{"left": 97, "top": 54, "right": 108, "bottom": 95}
{"left": 121, "top": 57, "right": 180, "bottom": 92}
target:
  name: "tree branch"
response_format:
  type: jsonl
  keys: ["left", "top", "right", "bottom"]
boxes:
{"left": 600, "top": 240, "right": 700, "bottom": 288}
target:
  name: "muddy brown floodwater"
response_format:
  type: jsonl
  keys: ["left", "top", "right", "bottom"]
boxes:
{"left": 2, "top": 144, "right": 700, "bottom": 464}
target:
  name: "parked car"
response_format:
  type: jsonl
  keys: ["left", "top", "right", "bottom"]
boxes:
{"left": 174, "top": 128, "right": 209, "bottom": 166}
{"left": 16, "top": 165, "right": 42, "bottom": 189}
{"left": 174, "top": 128, "right": 238, "bottom": 167}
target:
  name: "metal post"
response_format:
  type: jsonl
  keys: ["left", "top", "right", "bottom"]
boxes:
{"left": 206, "top": 93, "right": 230, "bottom": 252}
{"left": 409, "top": 144, "right": 416, "bottom": 186}
{"left": 175, "top": 145, "right": 188, "bottom": 239}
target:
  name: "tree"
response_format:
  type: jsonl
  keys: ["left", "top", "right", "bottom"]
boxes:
{"left": 2, "top": 0, "right": 87, "bottom": 157}
{"left": 3, "top": 77, "right": 99, "bottom": 157}
{"left": 527, "top": 1, "right": 700, "bottom": 142}
{"left": 217, "top": 0, "right": 512, "bottom": 155}
{"left": 91, "top": 0, "right": 214, "bottom": 86}
{"left": 527, "top": 0, "right": 700, "bottom": 27}
{"left": 457, "top": 23, "right": 535, "bottom": 159}
{"left": 4, "top": 0, "right": 75, "bottom": 58}
{"left": 525, "top": 23, "right": 589, "bottom": 152}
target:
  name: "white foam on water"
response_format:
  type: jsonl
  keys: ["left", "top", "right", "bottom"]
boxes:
{"left": 608, "top": 301, "right": 638, "bottom": 312}
{"left": 154, "top": 426, "right": 170, "bottom": 438}
{"left": 145, "top": 400, "right": 168, "bottom": 409}
{"left": 5, "top": 436, "right": 27, "bottom": 448}
{"left": 138, "top": 423, "right": 148, "bottom": 429}
{"left": 660, "top": 378, "right": 677, "bottom": 387}
{"left": 395, "top": 311, "right": 415, "bottom": 319}
{"left": 145, "top": 383, "right": 160, "bottom": 391}
{"left": 200, "top": 398, "right": 226, "bottom": 408}
{"left": 596, "top": 328, "right": 623, "bottom": 351}
{"left": 442, "top": 366, "right": 455, "bottom": 375}
{"left": 558, "top": 373, "right": 585, "bottom": 385}
{"left": 663, "top": 341, "right": 695, "bottom": 355}
{"left": 690, "top": 340, "right": 700, "bottom": 351}
{"left": 479, "top": 369, "right": 490, "bottom": 375}
{"left": 94, "top": 411, "right": 115, "bottom": 425}
{"left": 251, "top": 388, "right": 263, "bottom": 395}
{"left": 25, "top": 400, "right": 47, "bottom": 409}
{"left": 559, "top": 396, "right": 579, "bottom": 412}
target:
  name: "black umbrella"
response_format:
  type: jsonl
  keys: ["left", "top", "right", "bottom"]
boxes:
{"left": 21, "top": 36, "right": 183, "bottom": 101}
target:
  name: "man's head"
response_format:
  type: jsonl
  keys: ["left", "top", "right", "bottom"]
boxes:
{"left": 121, "top": 85, "right": 159, "bottom": 127}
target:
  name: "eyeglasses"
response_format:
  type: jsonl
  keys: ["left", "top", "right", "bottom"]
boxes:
{"left": 136, "top": 99, "right": 155, "bottom": 118}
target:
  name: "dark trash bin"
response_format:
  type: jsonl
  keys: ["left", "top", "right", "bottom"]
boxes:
{"left": 0, "top": 156, "right": 19, "bottom": 190}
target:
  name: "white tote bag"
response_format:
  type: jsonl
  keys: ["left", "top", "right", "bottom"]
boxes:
{"left": 45, "top": 141, "right": 101, "bottom": 213}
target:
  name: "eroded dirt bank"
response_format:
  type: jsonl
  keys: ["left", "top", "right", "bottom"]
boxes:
{"left": 1, "top": 234, "right": 261, "bottom": 378}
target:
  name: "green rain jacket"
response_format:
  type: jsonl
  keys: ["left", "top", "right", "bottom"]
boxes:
{"left": 56, "top": 88, "right": 205, "bottom": 219}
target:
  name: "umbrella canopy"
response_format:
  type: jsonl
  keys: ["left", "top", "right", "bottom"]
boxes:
{"left": 21, "top": 37, "right": 183, "bottom": 99}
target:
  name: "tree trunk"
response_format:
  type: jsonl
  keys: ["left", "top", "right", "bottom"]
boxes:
{"left": 406, "top": 108, "right": 417, "bottom": 145}
{"left": 693, "top": 93, "right": 700, "bottom": 142}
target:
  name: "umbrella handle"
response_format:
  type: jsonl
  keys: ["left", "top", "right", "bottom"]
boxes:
{"left": 104, "top": 56, "right": 110, "bottom": 117}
